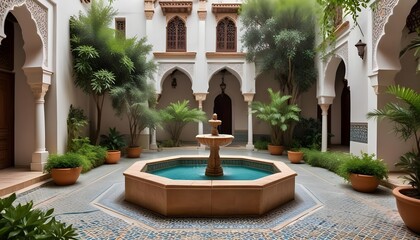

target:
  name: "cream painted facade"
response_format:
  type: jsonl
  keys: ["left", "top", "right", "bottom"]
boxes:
{"left": 0, "top": 0, "right": 357, "bottom": 172}
{"left": 318, "top": 0, "right": 420, "bottom": 171}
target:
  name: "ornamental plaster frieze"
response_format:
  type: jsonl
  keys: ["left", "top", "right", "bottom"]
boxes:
{"left": 0, "top": 0, "right": 48, "bottom": 66}
{"left": 208, "top": 63, "right": 243, "bottom": 82}
{"left": 322, "top": 42, "right": 348, "bottom": 79}
{"left": 372, "top": 0, "right": 398, "bottom": 69}
{"left": 157, "top": 63, "right": 194, "bottom": 82}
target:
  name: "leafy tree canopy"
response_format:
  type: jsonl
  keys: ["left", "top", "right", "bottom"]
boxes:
{"left": 240, "top": 0, "right": 316, "bottom": 104}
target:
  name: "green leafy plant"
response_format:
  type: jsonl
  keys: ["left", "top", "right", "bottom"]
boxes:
{"left": 251, "top": 88, "right": 301, "bottom": 146}
{"left": 69, "top": 137, "right": 106, "bottom": 171}
{"left": 293, "top": 117, "right": 322, "bottom": 150}
{"left": 254, "top": 137, "right": 269, "bottom": 150}
{"left": 66, "top": 105, "right": 88, "bottom": 151}
{"left": 338, "top": 153, "right": 388, "bottom": 181}
{"left": 367, "top": 85, "right": 420, "bottom": 195}
{"left": 316, "top": 0, "right": 371, "bottom": 51}
{"left": 0, "top": 193, "right": 78, "bottom": 239}
{"left": 160, "top": 100, "right": 206, "bottom": 147}
{"left": 241, "top": 0, "right": 316, "bottom": 106}
{"left": 100, "top": 127, "right": 126, "bottom": 150}
{"left": 302, "top": 148, "right": 352, "bottom": 174}
{"left": 44, "top": 153, "right": 85, "bottom": 174}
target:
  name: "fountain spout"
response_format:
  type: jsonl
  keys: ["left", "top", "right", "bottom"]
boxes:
{"left": 196, "top": 114, "right": 234, "bottom": 176}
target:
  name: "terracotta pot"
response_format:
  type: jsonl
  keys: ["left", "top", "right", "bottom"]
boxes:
{"left": 127, "top": 146, "right": 142, "bottom": 158}
{"left": 393, "top": 186, "right": 420, "bottom": 234}
{"left": 51, "top": 167, "right": 82, "bottom": 186}
{"left": 287, "top": 151, "right": 304, "bottom": 163}
{"left": 267, "top": 145, "right": 284, "bottom": 155}
{"left": 349, "top": 173, "right": 379, "bottom": 193}
{"left": 105, "top": 150, "right": 121, "bottom": 164}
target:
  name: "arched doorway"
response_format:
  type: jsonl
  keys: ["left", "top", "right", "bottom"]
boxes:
{"left": 213, "top": 70, "right": 232, "bottom": 134}
{"left": 0, "top": 13, "right": 16, "bottom": 169}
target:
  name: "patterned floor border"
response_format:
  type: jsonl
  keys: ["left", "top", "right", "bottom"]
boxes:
{"left": 92, "top": 183, "right": 323, "bottom": 232}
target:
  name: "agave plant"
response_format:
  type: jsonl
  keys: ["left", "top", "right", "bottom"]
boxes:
{"left": 251, "top": 88, "right": 301, "bottom": 146}
{"left": 160, "top": 100, "right": 206, "bottom": 147}
{"left": 367, "top": 85, "right": 420, "bottom": 195}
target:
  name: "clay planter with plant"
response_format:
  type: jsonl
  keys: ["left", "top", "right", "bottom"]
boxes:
{"left": 287, "top": 141, "right": 304, "bottom": 163}
{"left": 252, "top": 88, "right": 300, "bottom": 155}
{"left": 367, "top": 85, "right": 420, "bottom": 233}
{"left": 338, "top": 153, "right": 388, "bottom": 193}
{"left": 100, "top": 127, "right": 126, "bottom": 163}
{"left": 44, "top": 153, "right": 85, "bottom": 186}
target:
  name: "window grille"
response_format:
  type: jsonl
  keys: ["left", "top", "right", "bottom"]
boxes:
{"left": 167, "top": 16, "right": 186, "bottom": 52}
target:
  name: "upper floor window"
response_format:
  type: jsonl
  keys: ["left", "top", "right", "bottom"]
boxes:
{"left": 167, "top": 16, "right": 186, "bottom": 52}
{"left": 216, "top": 17, "right": 236, "bottom": 52}
{"left": 115, "top": 18, "right": 126, "bottom": 39}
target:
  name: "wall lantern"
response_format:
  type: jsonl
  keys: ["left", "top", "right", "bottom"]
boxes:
{"left": 170, "top": 69, "right": 177, "bottom": 88}
{"left": 355, "top": 40, "right": 366, "bottom": 60}
{"left": 220, "top": 69, "right": 227, "bottom": 94}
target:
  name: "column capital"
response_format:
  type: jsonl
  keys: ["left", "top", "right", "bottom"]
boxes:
{"left": 30, "top": 83, "right": 49, "bottom": 102}
{"left": 243, "top": 93, "right": 255, "bottom": 102}
{"left": 369, "top": 70, "right": 397, "bottom": 95}
{"left": 319, "top": 104, "right": 330, "bottom": 113}
{"left": 317, "top": 96, "right": 334, "bottom": 105}
{"left": 23, "top": 66, "right": 53, "bottom": 85}
{"left": 194, "top": 92, "right": 208, "bottom": 101}
{"left": 145, "top": 10, "right": 155, "bottom": 20}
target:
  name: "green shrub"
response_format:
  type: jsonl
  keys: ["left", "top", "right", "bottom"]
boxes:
{"left": 44, "top": 153, "right": 85, "bottom": 174}
{"left": 302, "top": 148, "right": 352, "bottom": 174}
{"left": 160, "top": 139, "right": 176, "bottom": 147}
{"left": 0, "top": 193, "right": 78, "bottom": 239}
{"left": 338, "top": 153, "right": 388, "bottom": 181}
{"left": 254, "top": 138, "right": 269, "bottom": 150}
{"left": 100, "top": 127, "right": 126, "bottom": 150}
{"left": 69, "top": 137, "right": 106, "bottom": 171}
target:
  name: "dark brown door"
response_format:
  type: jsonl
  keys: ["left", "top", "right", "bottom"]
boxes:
{"left": 0, "top": 71, "right": 14, "bottom": 169}
{"left": 0, "top": 14, "right": 15, "bottom": 169}
{"left": 341, "top": 80, "right": 350, "bottom": 146}
{"left": 213, "top": 93, "right": 232, "bottom": 134}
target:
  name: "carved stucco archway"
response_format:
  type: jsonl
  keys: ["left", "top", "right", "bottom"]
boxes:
{"left": 207, "top": 63, "right": 243, "bottom": 92}
{"left": 156, "top": 63, "right": 194, "bottom": 94}
{"left": 0, "top": 0, "right": 52, "bottom": 171}
{"left": 321, "top": 43, "right": 348, "bottom": 98}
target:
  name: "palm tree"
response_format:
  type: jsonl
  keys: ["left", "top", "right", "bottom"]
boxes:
{"left": 367, "top": 85, "right": 420, "bottom": 194}
{"left": 160, "top": 100, "right": 206, "bottom": 147}
{"left": 252, "top": 88, "right": 301, "bottom": 146}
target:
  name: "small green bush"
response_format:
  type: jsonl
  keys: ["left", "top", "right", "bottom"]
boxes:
{"left": 338, "top": 153, "right": 388, "bottom": 181}
{"left": 69, "top": 137, "right": 106, "bottom": 171}
{"left": 44, "top": 153, "right": 85, "bottom": 174}
{"left": 302, "top": 148, "right": 352, "bottom": 174}
{"left": 160, "top": 139, "right": 176, "bottom": 147}
{"left": 100, "top": 127, "right": 126, "bottom": 150}
{"left": 254, "top": 138, "right": 269, "bottom": 150}
{"left": 0, "top": 193, "right": 78, "bottom": 239}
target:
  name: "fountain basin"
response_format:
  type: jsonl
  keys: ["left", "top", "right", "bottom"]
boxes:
{"left": 124, "top": 155, "right": 297, "bottom": 217}
{"left": 196, "top": 134, "right": 234, "bottom": 147}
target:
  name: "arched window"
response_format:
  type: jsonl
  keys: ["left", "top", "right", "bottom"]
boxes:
{"left": 167, "top": 16, "right": 186, "bottom": 52}
{"left": 216, "top": 17, "right": 236, "bottom": 52}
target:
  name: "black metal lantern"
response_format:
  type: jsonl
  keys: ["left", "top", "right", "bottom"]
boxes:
{"left": 355, "top": 40, "right": 366, "bottom": 60}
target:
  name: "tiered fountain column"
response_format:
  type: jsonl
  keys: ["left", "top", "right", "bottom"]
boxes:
{"left": 196, "top": 114, "right": 234, "bottom": 176}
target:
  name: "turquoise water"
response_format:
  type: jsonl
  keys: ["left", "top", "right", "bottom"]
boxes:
{"left": 149, "top": 164, "right": 272, "bottom": 180}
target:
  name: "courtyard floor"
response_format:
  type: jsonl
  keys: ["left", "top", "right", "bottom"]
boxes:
{"left": 7, "top": 148, "right": 420, "bottom": 239}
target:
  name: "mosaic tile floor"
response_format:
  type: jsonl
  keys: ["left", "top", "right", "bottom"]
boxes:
{"left": 13, "top": 149, "right": 420, "bottom": 239}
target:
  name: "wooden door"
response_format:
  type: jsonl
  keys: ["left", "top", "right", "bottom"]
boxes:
{"left": 213, "top": 93, "right": 232, "bottom": 134}
{"left": 0, "top": 71, "right": 14, "bottom": 169}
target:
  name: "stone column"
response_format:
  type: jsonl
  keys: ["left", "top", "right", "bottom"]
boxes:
{"left": 194, "top": 93, "right": 208, "bottom": 148}
{"left": 320, "top": 104, "right": 330, "bottom": 152}
{"left": 24, "top": 67, "right": 52, "bottom": 171}
{"left": 150, "top": 93, "right": 161, "bottom": 150}
{"left": 243, "top": 93, "right": 255, "bottom": 150}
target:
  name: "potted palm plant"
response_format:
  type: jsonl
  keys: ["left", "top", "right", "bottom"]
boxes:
{"left": 252, "top": 88, "right": 301, "bottom": 155}
{"left": 44, "top": 153, "right": 85, "bottom": 186}
{"left": 338, "top": 152, "right": 388, "bottom": 193}
{"left": 367, "top": 85, "right": 420, "bottom": 233}
{"left": 100, "top": 127, "right": 126, "bottom": 163}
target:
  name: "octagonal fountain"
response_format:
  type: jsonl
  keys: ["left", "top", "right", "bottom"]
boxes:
{"left": 124, "top": 114, "right": 297, "bottom": 217}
